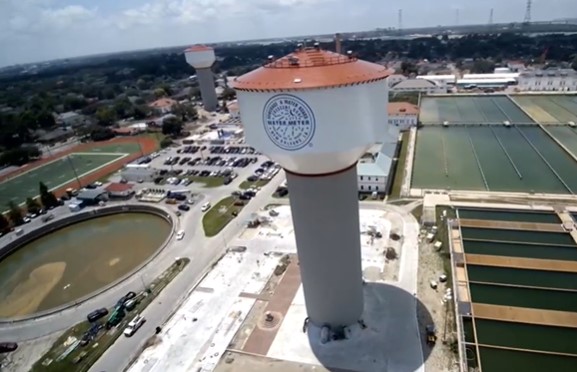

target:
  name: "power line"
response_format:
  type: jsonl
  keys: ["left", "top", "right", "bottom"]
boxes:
{"left": 523, "top": 0, "right": 532, "bottom": 24}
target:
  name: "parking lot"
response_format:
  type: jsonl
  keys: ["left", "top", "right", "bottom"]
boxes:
{"left": 146, "top": 144, "right": 278, "bottom": 189}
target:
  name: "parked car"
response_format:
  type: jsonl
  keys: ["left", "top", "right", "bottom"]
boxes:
{"left": 87, "top": 308, "right": 109, "bottom": 323}
{"left": 201, "top": 202, "right": 211, "bottom": 212}
{"left": 0, "top": 342, "right": 18, "bottom": 353}
{"left": 176, "top": 230, "right": 185, "bottom": 240}
{"left": 123, "top": 314, "right": 146, "bottom": 337}
{"left": 178, "top": 204, "right": 190, "bottom": 212}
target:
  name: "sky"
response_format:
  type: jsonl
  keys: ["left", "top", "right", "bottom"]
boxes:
{"left": 1, "top": 0, "right": 576, "bottom": 67}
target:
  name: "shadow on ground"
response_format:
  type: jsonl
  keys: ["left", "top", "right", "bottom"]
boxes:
{"left": 306, "top": 283, "right": 434, "bottom": 372}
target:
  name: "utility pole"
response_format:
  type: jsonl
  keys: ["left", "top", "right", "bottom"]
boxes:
{"left": 523, "top": 0, "right": 532, "bottom": 24}
{"left": 398, "top": 9, "right": 403, "bottom": 32}
{"left": 66, "top": 155, "right": 82, "bottom": 189}
{"left": 137, "top": 137, "right": 144, "bottom": 157}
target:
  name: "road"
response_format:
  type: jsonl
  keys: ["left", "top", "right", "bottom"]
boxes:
{"left": 87, "top": 173, "right": 285, "bottom": 372}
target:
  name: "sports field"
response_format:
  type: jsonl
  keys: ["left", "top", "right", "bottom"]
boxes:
{"left": 412, "top": 125, "right": 577, "bottom": 193}
{"left": 419, "top": 96, "right": 534, "bottom": 124}
{"left": 512, "top": 95, "right": 577, "bottom": 124}
{"left": 0, "top": 153, "right": 126, "bottom": 207}
{"left": 0, "top": 137, "right": 156, "bottom": 208}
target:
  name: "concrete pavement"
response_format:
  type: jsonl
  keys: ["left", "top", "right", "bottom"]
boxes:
{"left": 88, "top": 173, "right": 285, "bottom": 372}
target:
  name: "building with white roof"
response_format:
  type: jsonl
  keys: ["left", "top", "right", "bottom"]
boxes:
{"left": 357, "top": 141, "right": 396, "bottom": 194}
{"left": 391, "top": 78, "right": 445, "bottom": 94}
{"left": 416, "top": 74, "right": 456, "bottom": 86}
{"left": 517, "top": 69, "right": 577, "bottom": 92}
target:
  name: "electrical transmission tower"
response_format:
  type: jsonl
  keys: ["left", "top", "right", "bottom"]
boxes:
{"left": 398, "top": 9, "right": 403, "bottom": 31}
{"left": 523, "top": 0, "right": 532, "bottom": 24}
{"left": 489, "top": 8, "right": 494, "bottom": 25}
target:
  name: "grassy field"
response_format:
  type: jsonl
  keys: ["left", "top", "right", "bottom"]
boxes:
{"left": 0, "top": 153, "right": 125, "bottom": 207}
{"left": 30, "top": 258, "right": 189, "bottom": 372}
{"left": 202, "top": 196, "right": 245, "bottom": 237}
{"left": 239, "top": 179, "right": 270, "bottom": 190}
{"left": 389, "top": 131, "right": 410, "bottom": 197}
{"left": 189, "top": 176, "right": 225, "bottom": 188}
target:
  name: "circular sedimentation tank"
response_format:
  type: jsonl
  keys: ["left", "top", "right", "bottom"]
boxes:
{"left": 0, "top": 211, "right": 171, "bottom": 318}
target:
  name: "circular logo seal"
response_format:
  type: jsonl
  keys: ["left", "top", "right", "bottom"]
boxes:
{"left": 262, "top": 94, "right": 316, "bottom": 151}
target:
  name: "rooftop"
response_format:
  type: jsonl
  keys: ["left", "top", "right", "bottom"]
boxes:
{"left": 392, "top": 79, "right": 439, "bottom": 89}
{"left": 357, "top": 141, "right": 395, "bottom": 177}
{"left": 76, "top": 188, "right": 107, "bottom": 200}
{"left": 185, "top": 45, "right": 213, "bottom": 52}
{"left": 105, "top": 182, "right": 134, "bottom": 193}
{"left": 232, "top": 47, "right": 392, "bottom": 91}
{"left": 149, "top": 98, "right": 177, "bottom": 109}
{"left": 388, "top": 102, "right": 419, "bottom": 116}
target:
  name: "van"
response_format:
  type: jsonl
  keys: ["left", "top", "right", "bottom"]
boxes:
{"left": 201, "top": 202, "right": 211, "bottom": 212}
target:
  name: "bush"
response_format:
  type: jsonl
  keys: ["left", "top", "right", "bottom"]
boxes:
{"left": 160, "top": 137, "right": 173, "bottom": 148}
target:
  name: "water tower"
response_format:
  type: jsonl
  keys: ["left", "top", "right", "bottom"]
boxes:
{"left": 232, "top": 45, "right": 392, "bottom": 327}
{"left": 185, "top": 45, "right": 218, "bottom": 112}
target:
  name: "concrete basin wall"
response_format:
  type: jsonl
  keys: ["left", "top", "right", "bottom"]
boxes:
{"left": 0, "top": 204, "right": 175, "bottom": 323}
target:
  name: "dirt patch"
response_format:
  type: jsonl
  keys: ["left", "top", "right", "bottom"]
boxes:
{"left": 416, "top": 227, "right": 459, "bottom": 372}
{"left": 0, "top": 332, "right": 62, "bottom": 372}
{"left": 0, "top": 262, "right": 66, "bottom": 317}
{"left": 214, "top": 351, "right": 335, "bottom": 372}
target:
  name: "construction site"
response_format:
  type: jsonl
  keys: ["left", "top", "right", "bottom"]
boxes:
{"left": 126, "top": 205, "right": 436, "bottom": 372}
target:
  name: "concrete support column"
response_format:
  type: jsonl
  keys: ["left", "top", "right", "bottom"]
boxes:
{"left": 285, "top": 165, "right": 364, "bottom": 327}
{"left": 196, "top": 68, "right": 218, "bottom": 112}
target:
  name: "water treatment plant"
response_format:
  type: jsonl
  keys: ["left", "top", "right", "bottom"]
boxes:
{"left": 2, "top": 49, "right": 577, "bottom": 372}
{"left": 409, "top": 94, "right": 577, "bottom": 196}
{"left": 449, "top": 207, "right": 577, "bottom": 371}
{"left": 0, "top": 207, "right": 172, "bottom": 319}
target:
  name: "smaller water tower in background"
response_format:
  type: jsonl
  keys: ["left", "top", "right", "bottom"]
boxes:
{"left": 185, "top": 45, "right": 218, "bottom": 112}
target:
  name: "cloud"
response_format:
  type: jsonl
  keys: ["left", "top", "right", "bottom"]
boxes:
{"left": 1, "top": 0, "right": 577, "bottom": 67}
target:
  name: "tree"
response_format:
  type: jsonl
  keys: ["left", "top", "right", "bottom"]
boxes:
{"left": 0, "top": 213, "right": 9, "bottom": 233}
{"left": 95, "top": 106, "right": 117, "bottom": 126}
{"left": 471, "top": 59, "right": 495, "bottom": 73}
{"left": 133, "top": 105, "right": 149, "bottom": 119}
{"left": 0, "top": 146, "right": 41, "bottom": 167}
{"left": 39, "top": 182, "right": 59, "bottom": 209}
{"left": 90, "top": 127, "right": 115, "bottom": 141}
{"left": 26, "top": 197, "right": 41, "bottom": 214}
{"left": 36, "top": 111, "right": 56, "bottom": 129}
{"left": 113, "top": 98, "right": 133, "bottom": 119}
{"left": 7, "top": 201, "right": 24, "bottom": 226}
{"left": 172, "top": 104, "right": 198, "bottom": 122}
{"left": 162, "top": 116, "right": 183, "bottom": 136}
{"left": 160, "top": 137, "right": 173, "bottom": 148}
{"left": 221, "top": 87, "right": 236, "bottom": 100}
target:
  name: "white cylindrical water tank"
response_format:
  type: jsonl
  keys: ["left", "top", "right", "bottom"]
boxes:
{"left": 185, "top": 45, "right": 216, "bottom": 69}
{"left": 232, "top": 49, "right": 393, "bottom": 175}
